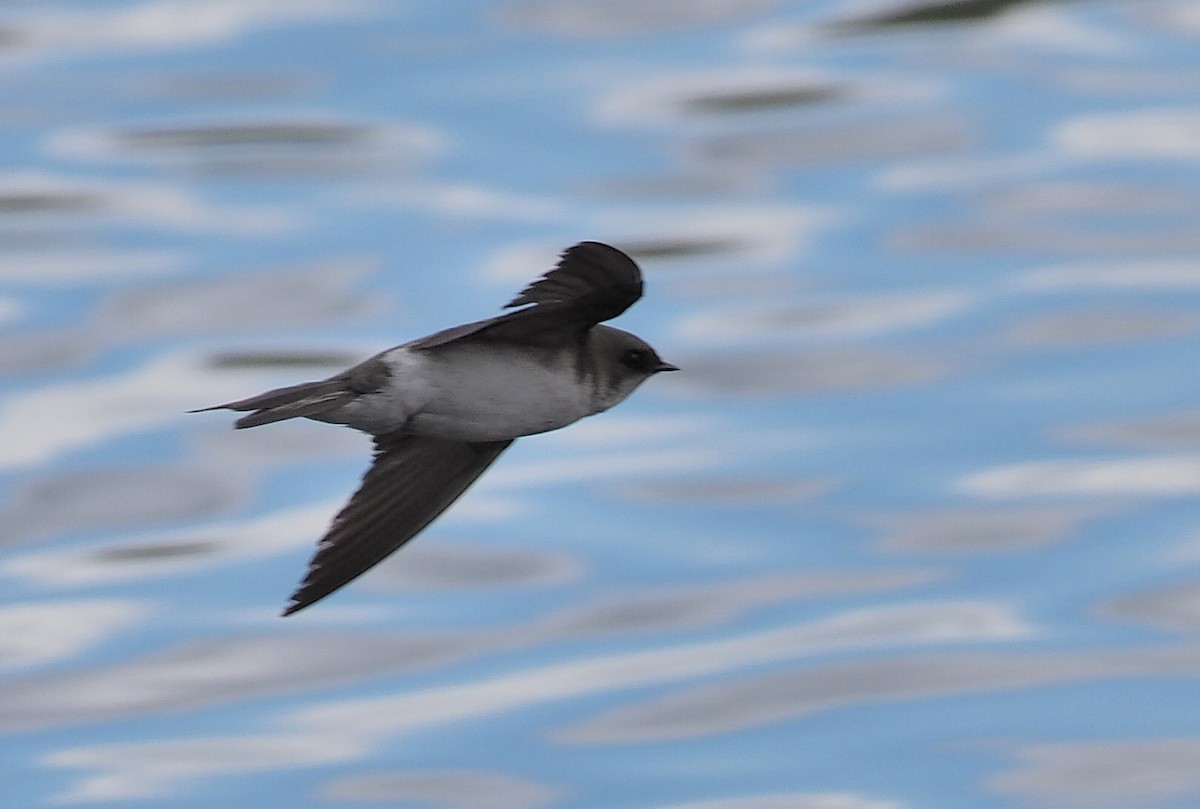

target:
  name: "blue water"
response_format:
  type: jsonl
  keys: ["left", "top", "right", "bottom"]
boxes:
{"left": 4, "top": 1, "right": 1200, "bottom": 807}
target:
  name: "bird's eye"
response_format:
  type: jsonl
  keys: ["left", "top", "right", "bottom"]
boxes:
{"left": 620, "top": 349, "right": 647, "bottom": 369}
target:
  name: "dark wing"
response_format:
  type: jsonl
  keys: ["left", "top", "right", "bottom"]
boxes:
{"left": 504, "top": 240, "right": 643, "bottom": 315}
{"left": 189, "top": 353, "right": 391, "bottom": 429}
{"left": 410, "top": 241, "right": 643, "bottom": 349}
{"left": 282, "top": 434, "right": 512, "bottom": 615}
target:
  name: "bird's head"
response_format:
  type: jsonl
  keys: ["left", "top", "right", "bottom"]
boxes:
{"left": 591, "top": 326, "right": 677, "bottom": 409}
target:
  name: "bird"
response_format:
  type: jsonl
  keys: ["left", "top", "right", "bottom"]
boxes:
{"left": 194, "top": 241, "right": 676, "bottom": 615}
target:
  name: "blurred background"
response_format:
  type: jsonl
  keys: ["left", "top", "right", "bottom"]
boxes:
{"left": 3, "top": 1, "right": 1200, "bottom": 807}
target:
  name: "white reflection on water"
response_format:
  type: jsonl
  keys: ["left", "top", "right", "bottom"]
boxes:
{"left": 961, "top": 456, "right": 1200, "bottom": 498}
{"left": 1055, "top": 109, "right": 1200, "bottom": 161}
{"left": 871, "top": 506, "right": 1101, "bottom": 554}
{"left": 1158, "top": 0, "right": 1200, "bottom": 34}
{"left": 0, "top": 466, "right": 245, "bottom": 548}
{"left": 1100, "top": 577, "right": 1200, "bottom": 633}
{"left": 989, "top": 739, "right": 1200, "bottom": 808}
{"left": 10, "top": 0, "right": 371, "bottom": 60}
{"left": 534, "top": 571, "right": 939, "bottom": 638}
{"left": 650, "top": 794, "right": 900, "bottom": 809}
{"left": 51, "top": 118, "right": 443, "bottom": 180}
{"left": 0, "top": 599, "right": 145, "bottom": 670}
{"left": 0, "top": 249, "right": 182, "bottom": 284}
{"left": 675, "top": 290, "right": 972, "bottom": 343}
{"left": 322, "top": 769, "right": 563, "bottom": 809}
{"left": 43, "top": 601, "right": 1026, "bottom": 800}
{"left": 988, "top": 5, "right": 1129, "bottom": 56}
{"left": 612, "top": 477, "right": 830, "bottom": 505}
{"left": 0, "top": 350, "right": 300, "bottom": 469}
{"left": 1015, "top": 260, "right": 1200, "bottom": 291}
{"left": 47, "top": 734, "right": 368, "bottom": 802}
{"left": 667, "top": 347, "right": 945, "bottom": 396}
{"left": 687, "top": 115, "right": 969, "bottom": 171}
{"left": 560, "top": 644, "right": 1200, "bottom": 744}
{"left": 349, "top": 181, "right": 564, "bottom": 223}
{"left": 1061, "top": 408, "right": 1200, "bottom": 450}
{"left": 1003, "top": 308, "right": 1199, "bottom": 347}
{"left": 983, "top": 181, "right": 1189, "bottom": 217}
{"left": 0, "top": 632, "right": 491, "bottom": 732}
{"left": 360, "top": 541, "right": 580, "bottom": 594}
{"left": 1059, "top": 66, "right": 1200, "bottom": 97}
{"left": 3, "top": 490, "right": 512, "bottom": 589}
{"left": 549, "top": 414, "right": 721, "bottom": 446}
{"left": 881, "top": 109, "right": 1200, "bottom": 202}
{"left": 499, "top": 0, "right": 778, "bottom": 37}
{"left": 877, "top": 152, "right": 1054, "bottom": 193}
{"left": 483, "top": 448, "right": 721, "bottom": 489}
{"left": 891, "top": 221, "right": 1200, "bottom": 254}
{"left": 0, "top": 295, "right": 21, "bottom": 324}
{"left": 4, "top": 501, "right": 338, "bottom": 586}
{"left": 97, "top": 258, "right": 376, "bottom": 338}
{"left": 0, "top": 255, "right": 364, "bottom": 374}
{"left": 0, "top": 571, "right": 934, "bottom": 733}
{"left": 0, "top": 172, "right": 292, "bottom": 234}
{"left": 480, "top": 205, "right": 840, "bottom": 284}
{"left": 295, "top": 606, "right": 1023, "bottom": 708}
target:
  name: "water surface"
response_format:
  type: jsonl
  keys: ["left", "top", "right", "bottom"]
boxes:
{"left": 3, "top": 2, "right": 1200, "bottom": 808}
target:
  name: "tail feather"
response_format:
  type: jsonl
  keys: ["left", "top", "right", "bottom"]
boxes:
{"left": 233, "top": 391, "right": 354, "bottom": 428}
{"left": 191, "top": 379, "right": 354, "bottom": 429}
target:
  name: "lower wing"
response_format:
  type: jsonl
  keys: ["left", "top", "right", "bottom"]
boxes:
{"left": 283, "top": 433, "right": 513, "bottom": 615}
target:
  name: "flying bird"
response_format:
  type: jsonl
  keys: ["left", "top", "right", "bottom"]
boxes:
{"left": 195, "top": 241, "right": 676, "bottom": 615}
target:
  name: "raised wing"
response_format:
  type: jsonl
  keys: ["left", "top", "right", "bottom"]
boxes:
{"left": 410, "top": 241, "right": 643, "bottom": 349}
{"left": 283, "top": 434, "right": 512, "bottom": 615}
{"left": 504, "top": 240, "right": 642, "bottom": 319}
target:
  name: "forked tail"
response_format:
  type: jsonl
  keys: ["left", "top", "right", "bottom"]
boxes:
{"left": 190, "top": 379, "right": 354, "bottom": 428}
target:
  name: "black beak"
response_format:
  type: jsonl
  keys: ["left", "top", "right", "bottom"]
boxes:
{"left": 655, "top": 361, "right": 679, "bottom": 373}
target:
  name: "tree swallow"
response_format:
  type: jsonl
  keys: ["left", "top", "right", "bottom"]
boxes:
{"left": 195, "top": 241, "right": 676, "bottom": 615}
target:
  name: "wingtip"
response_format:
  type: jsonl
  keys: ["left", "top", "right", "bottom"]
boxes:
{"left": 282, "top": 584, "right": 322, "bottom": 616}
{"left": 280, "top": 600, "right": 305, "bottom": 617}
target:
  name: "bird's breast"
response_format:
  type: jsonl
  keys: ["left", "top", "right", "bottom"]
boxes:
{"left": 408, "top": 343, "right": 598, "bottom": 442}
